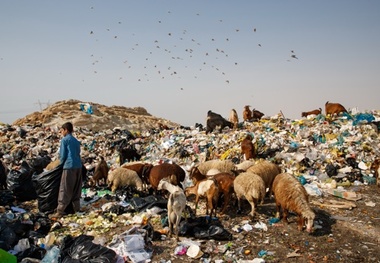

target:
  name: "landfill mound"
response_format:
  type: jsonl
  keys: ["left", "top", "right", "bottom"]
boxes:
{"left": 12, "top": 99, "right": 180, "bottom": 132}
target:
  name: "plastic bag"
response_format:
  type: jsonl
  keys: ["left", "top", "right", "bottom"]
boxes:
{"left": 32, "top": 164, "right": 63, "bottom": 214}
{"left": 60, "top": 235, "right": 117, "bottom": 263}
{"left": 7, "top": 161, "right": 37, "bottom": 202}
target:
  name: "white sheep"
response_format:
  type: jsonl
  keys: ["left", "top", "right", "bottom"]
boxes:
{"left": 195, "top": 159, "right": 236, "bottom": 176}
{"left": 246, "top": 159, "right": 281, "bottom": 198}
{"left": 107, "top": 167, "right": 143, "bottom": 193}
{"left": 233, "top": 171, "right": 266, "bottom": 217}
{"left": 272, "top": 173, "right": 315, "bottom": 232}
{"left": 206, "top": 168, "right": 221, "bottom": 176}
{"left": 235, "top": 160, "right": 255, "bottom": 171}
{"left": 158, "top": 177, "right": 187, "bottom": 238}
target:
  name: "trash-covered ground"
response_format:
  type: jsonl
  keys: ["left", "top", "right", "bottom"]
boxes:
{"left": 1, "top": 106, "right": 380, "bottom": 262}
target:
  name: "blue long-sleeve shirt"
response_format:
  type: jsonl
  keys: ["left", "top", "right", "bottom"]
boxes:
{"left": 59, "top": 133, "right": 82, "bottom": 169}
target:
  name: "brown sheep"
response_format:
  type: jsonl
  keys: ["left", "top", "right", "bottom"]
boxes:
{"left": 272, "top": 173, "right": 315, "bottom": 232}
{"left": 233, "top": 171, "right": 266, "bottom": 217}
{"left": 89, "top": 156, "right": 109, "bottom": 187}
{"left": 229, "top": 109, "right": 239, "bottom": 129}
{"left": 121, "top": 162, "right": 153, "bottom": 190}
{"left": 246, "top": 159, "right": 281, "bottom": 198}
{"left": 147, "top": 162, "right": 185, "bottom": 192}
{"left": 325, "top": 101, "right": 347, "bottom": 116}
{"left": 185, "top": 178, "right": 219, "bottom": 218}
{"left": 241, "top": 134, "right": 256, "bottom": 160}
{"left": 189, "top": 167, "right": 235, "bottom": 214}
{"left": 243, "top": 105, "right": 252, "bottom": 122}
{"left": 301, "top": 108, "right": 322, "bottom": 118}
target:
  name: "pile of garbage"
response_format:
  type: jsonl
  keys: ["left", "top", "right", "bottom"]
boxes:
{"left": 0, "top": 105, "right": 380, "bottom": 262}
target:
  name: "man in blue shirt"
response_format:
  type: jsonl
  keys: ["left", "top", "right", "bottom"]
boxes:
{"left": 50, "top": 122, "right": 82, "bottom": 218}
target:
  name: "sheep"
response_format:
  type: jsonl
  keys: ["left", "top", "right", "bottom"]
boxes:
{"left": 121, "top": 162, "right": 153, "bottom": 190}
{"left": 251, "top": 109, "right": 264, "bottom": 121}
{"left": 246, "top": 159, "right": 281, "bottom": 198}
{"left": 147, "top": 162, "right": 185, "bottom": 192}
{"left": 89, "top": 156, "right": 109, "bottom": 187}
{"left": 107, "top": 167, "right": 143, "bottom": 193}
{"left": 272, "top": 173, "right": 315, "bottom": 232}
{"left": 242, "top": 105, "right": 252, "bottom": 122}
{"left": 193, "top": 159, "right": 236, "bottom": 176}
{"left": 233, "top": 171, "right": 266, "bottom": 217}
{"left": 235, "top": 160, "right": 255, "bottom": 172}
{"left": 189, "top": 167, "right": 235, "bottom": 214}
{"left": 185, "top": 178, "right": 219, "bottom": 218}
{"left": 229, "top": 109, "right": 239, "bottom": 129}
{"left": 325, "top": 101, "right": 347, "bottom": 116}
{"left": 206, "top": 168, "right": 221, "bottom": 176}
{"left": 206, "top": 110, "right": 233, "bottom": 134}
{"left": 241, "top": 134, "right": 256, "bottom": 160}
{"left": 301, "top": 108, "right": 322, "bottom": 118}
{"left": 158, "top": 177, "right": 187, "bottom": 239}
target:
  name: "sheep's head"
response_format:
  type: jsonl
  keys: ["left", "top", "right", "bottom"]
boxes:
{"left": 303, "top": 210, "right": 315, "bottom": 233}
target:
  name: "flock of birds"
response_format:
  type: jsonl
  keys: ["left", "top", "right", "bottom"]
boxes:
{"left": 86, "top": 7, "right": 299, "bottom": 86}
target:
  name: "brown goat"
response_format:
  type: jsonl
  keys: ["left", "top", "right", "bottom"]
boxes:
{"left": 185, "top": 178, "right": 219, "bottom": 218}
{"left": 251, "top": 109, "right": 264, "bottom": 121}
{"left": 370, "top": 159, "right": 380, "bottom": 187}
{"left": 272, "top": 173, "right": 315, "bottom": 232}
{"left": 229, "top": 109, "right": 239, "bottom": 129}
{"left": 241, "top": 134, "right": 256, "bottom": 160}
{"left": 301, "top": 108, "right": 322, "bottom": 118}
{"left": 325, "top": 101, "right": 347, "bottom": 116}
{"left": 89, "top": 156, "right": 109, "bottom": 187}
{"left": 189, "top": 167, "right": 235, "bottom": 214}
{"left": 147, "top": 163, "right": 185, "bottom": 192}
{"left": 243, "top": 105, "right": 252, "bottom": 122}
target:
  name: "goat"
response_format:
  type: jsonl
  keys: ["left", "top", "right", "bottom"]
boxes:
{"left": 251, "top": 109, "right": 264, "bottom": 121}
{"left": 301, "top": 108, "right": 322, "bottom": 118}
{"left": 206, "top": 110, "right": 233, "bottom": 134}
{"left": 189, "top": 167, "right": 235, "bottom": 214}
{"left": 185, "top": 178, "right": 219, "bottom": 218}
{"left": 89, "top": 156, "right": 109, "bottom": 187}
{"left": 241, "top": 134, "right": 256, "bottom": 160}
{"left": 325, "top": 101, "right": 347, "bottom": 116}
{"left": 147, "top": 163, "right": 185, "bottom": 192}
{"left": 370, "top": 159, "right": 380, "bottom": 187}
{"left": 229, "top": 109, "right": 239, "bottom": 129}
{"left": 243, "top": 105, "right": 252, "bottom": 122}
{"left": 158, "top": 177, "right": 187, "bottom": 239}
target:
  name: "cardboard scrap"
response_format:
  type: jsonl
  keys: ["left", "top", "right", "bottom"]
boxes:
{"left": 311, "top": 199, "right": 357, "bottom": 209}
{"left": 325, "top": 189, "right": 362, "bottom": 201}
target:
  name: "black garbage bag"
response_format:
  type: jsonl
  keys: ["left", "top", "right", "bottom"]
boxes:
{"left": 129, "top": 195, "right": 167, "bottom": 212}
{"left": 0, "top": 190, "right": 15, "bottom": 206}
{"left": 29, "top": 156, "right": 52, "bottom": 175}
{"left": 194, "top": 224, "right": 232, "bottom": 241}
{"left": 16, "top": 244, "right": 46, "bottom": 262}
{"left": 7, "top": 161, "right": 37, "bottom": 202}
{"left": 325, "top": 163, "right": 338, "bottom": 177}
{"left": 32, "top": 164, "right": 63, "bottom": 214}
{"left": 60, "top": 235, "right": 117, "bottom": 263}
{"left": 0, "top": 221, "right": 17, "bottom": 250}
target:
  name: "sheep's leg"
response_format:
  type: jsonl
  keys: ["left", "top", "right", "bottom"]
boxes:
{"left": 236, "top": 197, "right": 242, "bottom": 214}
{"left": 275, "top": 202, "right": 281, "bottom": 219}
{"left": 297, "top": 215, "right": 305, "bottom": 231}
{"left": 248, "top": 197, "right": 257, "bottom": 218}
{"left": 283, "top": 209, "right": 289, "bottom": 224}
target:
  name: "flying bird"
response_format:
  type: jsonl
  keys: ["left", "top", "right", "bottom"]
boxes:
{"left": 291, "top": 54, "right": 298, "bottom": 59}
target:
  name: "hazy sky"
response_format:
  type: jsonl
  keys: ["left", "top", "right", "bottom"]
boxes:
{"left": 1, "top": 1, "right": 379, "bottom": 126}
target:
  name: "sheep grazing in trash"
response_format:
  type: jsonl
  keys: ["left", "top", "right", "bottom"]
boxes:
{"left": 243, "top": 105, "right": 252, "bottom": 122}
{"left": 193, "top": 159, "right": 236, "bottom": 176}
{"left": 147, "top": 162, "right": 185, "bottom": 192}
{"left": 325, "top": 101, "right": 347, "bottom": 116}
{"left": 246, "top": 159, "right": 281, "bottom": 198}
{"left": 233, "top": 171, "right": 266, "bottom": 217}
{"left": 229, "top": 109, "right": 239, "bottom": 129}
{"left": 121, "top": 162, "right": 153, "bottom": 190}
{"left": 189, "top": 167, "right": 235, "bottom": 214}
{"left": 370, "top": 159, "right": 380, "bottom": 187}
{"left": 89, "top": 156, "right": 109, "bottom": 187}
{"left": 301, "top": 108, "right": 322, "bottom": 118}
{"left": 107, "top": 167, "right": 143, "bottom": 193}
{"left": 241, "top": 134, "right": 256, "bottom": 160}
{"left": 272, "top": 172, "right": 315, "bottom": 232}
{"left": 185, "top": 178, "right": 219, "bottom": 218}
{"left": 158, "top": 177, "right": 187, "bottom": 239}
{"left": 235, "top": 160, "right": 255, "bottom": 172}
{"left": 206, "top": 110, "right": 233, "bottom": 134}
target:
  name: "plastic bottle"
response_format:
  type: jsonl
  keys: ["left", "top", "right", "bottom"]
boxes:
{"left": 41, "top": 245, "right": 60, "bottom": 263}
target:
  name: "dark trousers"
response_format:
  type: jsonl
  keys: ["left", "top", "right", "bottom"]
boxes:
{"left": 57, "top": 168, "right": 82, "bottom": 214}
